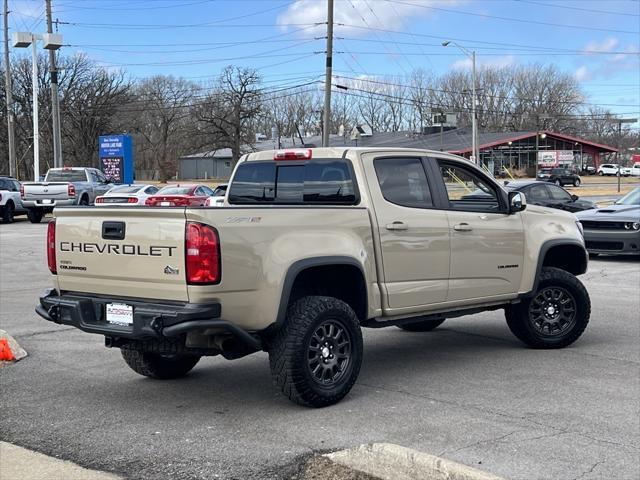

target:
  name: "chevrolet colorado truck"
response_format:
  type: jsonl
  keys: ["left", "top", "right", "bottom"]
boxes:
{"left": 21, "top": 167, "right": 114, "bottom": 223}
{"left": 36, "top": 148, "right": 591, "bottom": 407}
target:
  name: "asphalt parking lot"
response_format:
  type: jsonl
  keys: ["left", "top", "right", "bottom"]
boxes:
{"left": 1, "top": 218, "right": 639, "bottom": 480}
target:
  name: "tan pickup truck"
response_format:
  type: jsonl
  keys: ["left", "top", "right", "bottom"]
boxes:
{"left": 37, "top": 148, "right": 590, "bottom": 407}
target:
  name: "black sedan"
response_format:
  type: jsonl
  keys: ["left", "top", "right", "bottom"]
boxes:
{"left": 576, "top": 187, "right": 640, "bottom": 256}
{"left": 504, "top": 181, "right": 597, "bottom": 213}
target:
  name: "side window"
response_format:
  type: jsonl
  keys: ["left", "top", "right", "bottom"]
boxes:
{"left": 201, "top": 186, "right": 214, "bottom": 196}
{"left": 526, "top": 184, "right": 550, "bottom": 202}
{"left": 88, "top": 170, "right": 99, "bottom": 182}
{"left": 146, "top": 186, "right": 158, "bottom": 194}
{"left": 96, "top": 170, "right": 108, "bottom": 183}
{"left": 547, "top": 185, "right": 571, "bottom": 202}
{"left": 374, "top": 157, "right": 433, "bottom": 208}
{"left": 12, "top": 181, "right": 20, "bottom": 192}
{"left": 195, "top": 187, "right": 206, "bottom": 196}
{"left": 0, "top": 179, "right": 7, "bottom": 190}
{"left": 439, "top": 162, "right": 501, "bottom": 213}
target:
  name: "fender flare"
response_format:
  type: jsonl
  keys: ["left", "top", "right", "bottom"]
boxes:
{"left": 274, "top": 256, "right": 366, "bottom": 327}
{"left": 527, "top": 239, "right": 588, "bottom": 296}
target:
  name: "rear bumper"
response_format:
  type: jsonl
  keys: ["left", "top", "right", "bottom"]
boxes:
{"left": 36, "top": 288, "right": 261, "bottom": 350}
{"left": 23, "top": 199, "right": 76, "bottom": 208}
{"left": 583, "top": 229, "right": 640, "bottom": 255}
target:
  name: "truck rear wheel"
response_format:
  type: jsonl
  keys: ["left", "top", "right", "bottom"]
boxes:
{"left": 1, "top": 202, "right": 14, "bottom": 223}
{"left": 268, "top": 296, "right": 363, "bottom": 408}
{"left": 27, "top": 209, "right": 43, "bottom": 223}
{"left": 120, "top": 348, "right": 200, "bottom": 379}
{"left": 505, "top": 267, "right": 590, "bottom": 349}
{"left": 397, "top": 317, "right": 445, "bottom": 332}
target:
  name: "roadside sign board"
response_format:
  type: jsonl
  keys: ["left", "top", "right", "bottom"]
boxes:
{"left": 99, "top": 135, "right": 134, "bottom": 184}
{"left": 538, "top": 150, "right": 574, "bottom": 167}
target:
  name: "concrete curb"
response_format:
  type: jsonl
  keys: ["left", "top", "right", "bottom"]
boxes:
{"left": 0, "top": 329, "right": 27, "bottom": 363}
{"left": 0, "top": 442, "right": 122, "bottom": 480}
{"left": 325, "top": 443, "right": 505, "bottom": 480}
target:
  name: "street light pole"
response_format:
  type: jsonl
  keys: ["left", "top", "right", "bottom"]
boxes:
{"left": 3, "top": 0, "right": 17, "bottom": 178}
{"left": 31, "top": 35, "right": 40, "bottom": 181}
{"left": 13, "top": 30, "right": 63, "bottom": 180}
{"left": 45, "top": 0, "right": 63, "bottom": 167}
{"left": 442, "top": 40, "right": 479, "bottom": 165}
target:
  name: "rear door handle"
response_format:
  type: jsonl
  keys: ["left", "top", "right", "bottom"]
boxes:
{"left": 386, "top": 221, "right": 408, "bottom": 231}
{"left": 453, "top": 223, "right": 473, "bottom": 232}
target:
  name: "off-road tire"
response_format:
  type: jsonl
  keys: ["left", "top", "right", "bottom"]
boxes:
{"left": 505, "top": 267, "right": 590, "bottom": 349}
{"left": 397, "top": 317, "right": 446, "bottom": 332}
{"left": 573, "top": 179, "right": 581, "bottom": 187}
{"left": 120, "top": 348, "right": 200, "bottom": 379}
{"left": 1, "top": 202, "right": 14, "bottom": 223}
{"left": 267, "top": 296, "right": 363, "bottom": 408}
{"left": 27, "top": 209, "right": 43, "bottom": 223}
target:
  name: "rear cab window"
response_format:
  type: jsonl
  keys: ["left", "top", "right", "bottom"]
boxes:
{"left": 228, "top": 159, "right": 358, "bottom": 205}
{"left": 45, "top": 169, "right": 88, "bottom": 182}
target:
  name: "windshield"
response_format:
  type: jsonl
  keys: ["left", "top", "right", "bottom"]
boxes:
{"left": 108, "top": 185, "right": 144, "bottom": 194}
{"left": 157, "top": 186, "right": 193, "bottom": 195}
{"left": 45, "top": 170, "right": 87, "bottom": 182}
{"left": 615, "top": 187, "right": 640, "bottom": 206}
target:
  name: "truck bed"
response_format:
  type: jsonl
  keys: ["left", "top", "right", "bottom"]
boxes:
{"left": 53, "top": 206, "right": 377, "bottom": 330}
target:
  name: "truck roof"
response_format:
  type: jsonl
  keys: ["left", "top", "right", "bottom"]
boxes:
{"left": 243, "top": 147, "right": 469, "bottom": 162}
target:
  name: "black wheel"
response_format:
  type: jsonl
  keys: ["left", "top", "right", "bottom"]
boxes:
{"left": 397, "top": 317, "right": 445, "bottom": 332}
{"left": 267, "top": 296, "right": 363, "bottom": 408}
{"left": 505, "top": 267, "right": 590, "bottom": 349}
{"left": 598, "top": 171, "right": 603, "bottom": 176}
{"left": 120, "top": 348, "right": 200, "bottom": 379}
{"left": 1, "top": 202, "right": 14, "bottom": 223}
{"left": 79, "top": 195, "right": 89, "bottom": 206}
{"left": 573, "top": 179, "right": 580, "bottom": 187}
{"left": 554, "top": 179, "right": 561, "bottom": 186}
{"left": 27, "top": 209, "right": 43, "bottom": 223}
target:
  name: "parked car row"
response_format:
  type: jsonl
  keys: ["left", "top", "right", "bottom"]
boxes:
{"left": 95, "top": 184, "right": 225, "bottom": 207}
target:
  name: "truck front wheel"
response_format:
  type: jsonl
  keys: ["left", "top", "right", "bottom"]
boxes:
{"left": 120, "top": 348, "right": 200, "bottom": 379}
{"left": 268, "top": 296, "right": 363, "bottom": 407}
{"left": 505, "top": 267, "right": 590, "bottom": 349}
{"left": 27, "top": 209, "right": 43, "bottom": 223}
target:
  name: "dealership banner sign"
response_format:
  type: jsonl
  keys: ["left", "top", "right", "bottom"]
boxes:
{"left": 538, "top": 150, "right": 574, "bottom": 167}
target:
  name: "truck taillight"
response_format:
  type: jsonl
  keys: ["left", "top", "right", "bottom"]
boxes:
{"left": 68, "top": 183, "right": 76, "bottom": 198}
{"left": 185, "top": 222, "right": 220, "bottom": 285}
{"left": 47, "top": 220, "right": 57, "bottom": 274}
{"left": 20, "top": 184, "right": 24, "bottom": 198}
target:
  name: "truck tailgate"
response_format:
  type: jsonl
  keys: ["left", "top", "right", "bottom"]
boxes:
{"left": 54, "top": 208, "right": 188, "bottom": 301}
{"left": 24, "top": 182, "right": 70, "bottom": 201}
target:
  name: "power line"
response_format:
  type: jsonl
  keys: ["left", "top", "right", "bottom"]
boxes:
{"left": 332, "top": 74, "right": 640, "bottom": 108}
{"left": 386, "top": 0, "right": 640, "bottom": 34}
{"left": 514, "top": 0, "right": 640, "bottom": 17}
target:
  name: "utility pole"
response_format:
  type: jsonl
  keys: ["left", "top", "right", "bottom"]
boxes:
{"left": 3, "top": 0, "right": 17, "bottom": 177}
{"left": 45, "top": 0, "right": 63, "bottom": 167}
{"left": 471, "top": 50, "right": 478, "bottom": 165}
{"left": 322, "top": 0, "right": 334, "bottom": 147}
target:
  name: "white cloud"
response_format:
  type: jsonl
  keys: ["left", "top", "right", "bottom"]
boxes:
{"left": 583, "top": 38, "right": 619, "bottom": 54}
{"left": 574, "top": 66, "right": 590, "bottom": 81}
{"left": 277, "top": 0, "right": 460, "bottom": 37}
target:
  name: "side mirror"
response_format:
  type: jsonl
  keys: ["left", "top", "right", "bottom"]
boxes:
{"left": 571, "top": 194, "right": 579, "bottom": 201}
{"left": 509, "top": 191, "right": 526, "bottom": 214}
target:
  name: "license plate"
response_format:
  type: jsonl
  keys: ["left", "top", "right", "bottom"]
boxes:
{"left": 106, "top": 303, "right": 133, "bottom": 326}
{"left": 41, "top": 199, "right": 52, "bottom": 204}
{"left": 160, "top": 201, "right": 171, "bottom": 206}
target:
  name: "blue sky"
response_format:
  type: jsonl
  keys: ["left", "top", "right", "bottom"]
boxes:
{"left": 7, "top": 0, "right": 640, "bottom": 123}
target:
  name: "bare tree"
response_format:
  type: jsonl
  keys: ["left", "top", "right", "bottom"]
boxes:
{"left": 195, "top": 66, "right": 262, "bottom": 166}
{"left": 129, "top": 75, "right": 198, "bottom": 181}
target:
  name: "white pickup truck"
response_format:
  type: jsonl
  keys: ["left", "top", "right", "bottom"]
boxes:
{"left": 621, "top": 162, "right": 640, "bottom": 177}
{"left": 21, "top": 167, "right": 114, "bottom": 223}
